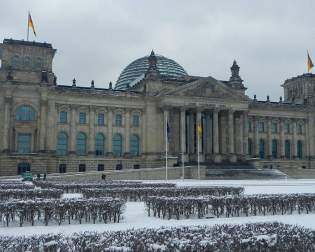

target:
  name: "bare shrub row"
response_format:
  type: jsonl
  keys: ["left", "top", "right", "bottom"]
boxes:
{"left": 33, "top": 181, "right": 175, "bottom": 193}
{"left": 0, "top": 189, "right": 63, "bottom": 201}
{"left": 0, "top": 222, "right": 314, "bottom": 252}
{"left": 145, "top": 193, "right": 315, "bottom": 219}
{"left": 0, "top": 197, "right": 125, "bottom": 227}
{"left": 82, "top": 186, "right": 244, "bottom": 201}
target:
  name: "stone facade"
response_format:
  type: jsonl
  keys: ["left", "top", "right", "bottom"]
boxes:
{"left": 0, "top": 39, "right": 314, "bottom": 176}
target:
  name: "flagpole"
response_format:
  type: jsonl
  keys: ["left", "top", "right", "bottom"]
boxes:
{"left": 27, "top": 12, "right": 29, "bottom": 41}
{"left": 181, "top": 152, "right": 184, "bottom": 180}
{"left": 165, "top": 112, "right": 168, "bottom": 181}
{"left": 197, "top": 129, "right": 200, "bottom": 180}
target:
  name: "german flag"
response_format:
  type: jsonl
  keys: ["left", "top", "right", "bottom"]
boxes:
{"left": 28, "top": 12, "right": 36, "bottom": 36}
{"left": 307, "top": 50, "right": 313, "bottom": 72}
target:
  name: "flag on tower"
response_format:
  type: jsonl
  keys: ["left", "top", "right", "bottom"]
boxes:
{"left": 307, "top": 51, "right": 313, "bottom": 72}
{"left": 28, "top": 12, "right": 36, "bottom": 37}
{"left": 167, "top": 120, "right": 171, "bottom": 143}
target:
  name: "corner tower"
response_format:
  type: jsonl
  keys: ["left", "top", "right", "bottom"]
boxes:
{"left": 0, "top": 39, "right": 56, "bottom": 85}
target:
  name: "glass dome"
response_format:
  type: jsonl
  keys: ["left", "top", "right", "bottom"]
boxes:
{"left": 115, "top": 54, "right": 188, "bottom": 90}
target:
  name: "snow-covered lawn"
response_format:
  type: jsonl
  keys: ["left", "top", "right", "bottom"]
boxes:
{"left": 1, "top": 179, "right": 315, "bottom": 236}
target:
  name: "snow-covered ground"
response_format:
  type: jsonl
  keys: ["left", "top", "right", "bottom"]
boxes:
{"left": 1, "top": 179, "right": 315, "bottom": 236}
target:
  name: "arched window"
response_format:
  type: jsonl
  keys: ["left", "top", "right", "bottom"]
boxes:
{"left": 130, "top": 134, "right": 140, "bottom": 156}
{"left": 284, "top": 122, "right": 291, "bottom": 134}
{"left": 16, "top": 105, "right": 36, "bottom": 121}
{"left": 297, "top": 140, "right": 303, "bottom": 159}
{"left": 285, "top": 140, "right": 291, "bottom": 159}
{"left": 76, "top": 132, "right": 87, "bottom": 155}
{"left": 272, "top": 139, "right": 278, "bottom": 159}
{"left": 297, "top": 123, "right": 303, "bottom": 135}
{"left": 259, "top": 139, "right": 265, "bottom": 159}
{"left": 95, "top": 133, "right": 105, "bottom": 155}
{"left": 112, "top": 133, "right": 123, "bottom": 157}
{"left": 56, "top": 132, "right": 68, "bottom": 156}
{"left": 248, "top": 138, "right": 253, "bottom": 156}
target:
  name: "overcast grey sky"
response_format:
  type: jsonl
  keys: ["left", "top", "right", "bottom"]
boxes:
{"left": 1, "top": 0, "right": 314, "bottom": 100}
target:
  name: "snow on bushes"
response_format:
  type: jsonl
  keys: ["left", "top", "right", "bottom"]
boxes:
{"left": 82, "top": 186, "right": 244, "bottom": 201}
{"left": 0, "top": 188, "right": 63, "bottom": 200}
{"left": 0, "top": 222, "right": 314, "bottom": 251}
{"left": 145, "top": 193, "right": 315, "bottom": 219}
{"left": 33, "top": 181, "right": 176, "bottom": 193}
{"left": 0, "top": 197, "right": 125, "bottom": 227}
{"left": 0, "top": 183, "right": 34, "bottom": 190}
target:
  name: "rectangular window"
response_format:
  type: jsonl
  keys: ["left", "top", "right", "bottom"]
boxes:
{"left": 271, "top": 122, "right": 277, "bottom": 134}
{"left": 59, "top": 111, "right": 67, "bottom": 123}
{"left": 98, "top": 113, "right": 105, "bottom": 126}
{"left": 132, "top": 114, "right": 140, "bottom": 127}
{"left": 17, "top": 133, "right": 31, "bottom": 153}
{"left": 78, "top": 164, "right": 86, "bottom": 172}
{"left": 79, "top": 112, "right": 86, "bottom": 124}
{"left": 258, "top": 121, "right": 265, "bottom": 133}
{"left": 285, "top": 123, "right": 291, "bottom": 134}
{"left": 115, "top": 114, "right": 122, "bottom": 127}
{"left": 97, "top": 164, "right": 104, "bottom": 171}
{"left": 248, "top": 121, "right": 252, "bottom": 133}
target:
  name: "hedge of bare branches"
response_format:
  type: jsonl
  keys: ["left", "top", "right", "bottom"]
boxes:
{"left": 0, "top": 222, "right": 314, "bottom": 251}
{"left": 0, "top": 189, "right": 63, "bottom": 201}
{"left": 82, "top": 186, "right": 244, "bottom": 201}
{"left": 0, "top": 183, "right": 34, "bottom": 190}
{"left": 33, "top": 181, "right": 176, "bottom": 193}
{"left": 0, "top": 197, "right": 125, "bottom": 227}
{"left": 145, "top": 193, "right": 315, "bottom": 219}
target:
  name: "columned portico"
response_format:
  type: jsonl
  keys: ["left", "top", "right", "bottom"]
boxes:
{"left": 162, "top": 104, "right": 248, "bottom": 164}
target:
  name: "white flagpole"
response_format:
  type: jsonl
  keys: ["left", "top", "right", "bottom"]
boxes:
{"left": 181, "top": 152, "right": 184, "bottom": 180}
{"left": 165, "top": 113, "right": 168, "bottom": 180}
{"left": 197, "top": 125, "right": 200, "bottom": 180}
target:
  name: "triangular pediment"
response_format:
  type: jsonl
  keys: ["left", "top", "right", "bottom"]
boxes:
{"left": 164, "top": 76, "right": 247, "bottom": 100}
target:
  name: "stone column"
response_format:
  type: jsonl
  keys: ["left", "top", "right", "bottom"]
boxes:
{"left": 280, "top": 118, "right": 285, "bottom": 158}
{"left": 107, "top": 109, "right": 113, "bottom": 153}
{"left": 267, "top": 117, "right": 272, "bottom": 158}
{"left": 2, "top": 97, "right": 12, "bottom": 152}
{"left": 239, "top": 113, "right": 244, "bottom": 155}
{"left": 188, "top": 111, "right": 195, "bottom": 154}
{"left": 39, "top": 99, "right": 48, "bottom": 152}
{"left": 254, "top": 117, "right": 259, "bottom": 157}
{"left": 180, "top": 108, "right": 186, "bottom": 155}
{"left": 213, "top": 109, "right": 219, "bottom": 154}
{"left": 141, "top": 110, "right": 146, "bottom": 156}
{"left": 292, "top": 119, "right": 297, "bottom": 159}
{"left": 88, "top": 106, "right": 95, "bottom": 154}
{"left": 243, "top": 112, "right": 249, "bottom": 156}
{"left": 125, "top": 109, "right": 130, "bottom": 153}
{"left": 228, "top": 109, "right": 234, "bottom": 154}
{"left": 69, "top": 105, "right": 76, "bottom": 153}
{"left": 47, "top": 100, "right": 56, "bottom": 152}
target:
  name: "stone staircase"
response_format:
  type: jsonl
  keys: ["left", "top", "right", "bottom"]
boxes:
{"left": 205, "top": 162, "right": 287, "bottom": 180}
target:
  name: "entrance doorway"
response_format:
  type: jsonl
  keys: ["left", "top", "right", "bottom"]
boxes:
{"left": 17, "top": 162, "right": 31, "bottom": 175}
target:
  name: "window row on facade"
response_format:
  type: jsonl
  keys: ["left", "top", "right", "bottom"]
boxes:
{"left": 59, "top": 110, "right": 140, "bottom": 127}
{"left": 56, "top": 132, "right": 141, "bottom": 156}
{"left": 248, "top": 119, "right": 305, "bottom": 135}
{"left": 14, "top": 105, "right": 141, "bottom": 128}
{"left": 248, "top": 138, "right": 304, "bottom": 159}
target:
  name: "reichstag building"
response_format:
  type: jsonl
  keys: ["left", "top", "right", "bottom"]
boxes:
{"left": 0, "top": 38, "right": 313, "bottom": 176}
